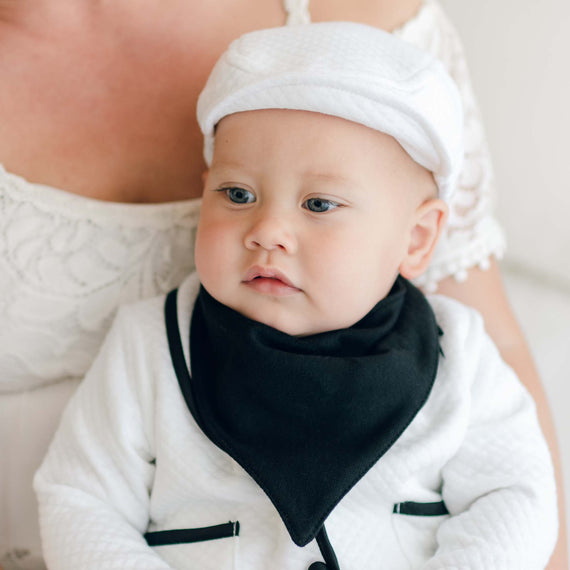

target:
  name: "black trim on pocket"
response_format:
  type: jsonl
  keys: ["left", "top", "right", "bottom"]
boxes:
{"left": 393, "top": 501, "right": 449, "bottom": 516}
{"left": 145, "top": 521, "right": 240, "bottom": 546}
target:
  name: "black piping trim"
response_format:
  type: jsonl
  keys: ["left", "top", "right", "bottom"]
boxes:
{"left": 393, "top": 501, "right": 449, "bottom": 517}
{"left": 315, "top": 525, "right": 340, "bottom": 570}
{"left": 145, "top": 521, "right": 240, "bottom": 546}
{"left": 165, "top": 289, "right": 201, "bottom": 421}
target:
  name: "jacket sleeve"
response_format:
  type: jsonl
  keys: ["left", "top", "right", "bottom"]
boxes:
{"left": 34, "top": 301, "right": 174, "bottom": 570}
{"left": 421, "top": 305, "right": 558, "bottom": 569}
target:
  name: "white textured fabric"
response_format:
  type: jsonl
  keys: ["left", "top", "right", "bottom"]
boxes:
{"left": 197, "top": 22, "right": 464, "bottom": 202}
{"left": 1, "top": 0, "right": 507, "bottom": 565}
{"left": 34, "top": 273, "right": 557, "bottom": 569}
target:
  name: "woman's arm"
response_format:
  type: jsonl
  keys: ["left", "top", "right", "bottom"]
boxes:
{"left": 437, "top": 259, "right": 568, "bottom": 568}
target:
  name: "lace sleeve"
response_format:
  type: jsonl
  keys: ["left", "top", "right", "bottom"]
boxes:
{"left": 396, "top": 1, "right": 506, "bottom": 292}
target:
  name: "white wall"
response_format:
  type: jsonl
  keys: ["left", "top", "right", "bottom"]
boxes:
{"left": 438, "top": 0, "right": 570, "bottom": 553}
{"left": 439, "top": 0, "right": 570, "bottom": 283}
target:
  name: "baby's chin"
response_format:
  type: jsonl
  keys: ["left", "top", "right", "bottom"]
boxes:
{"left": 210, "top": 286, "right": 371, "bottom": 337}
{"left": 237, "top": 304, "right": 361, "bottom": 338}
{"left": 239, "top": 308, "right": 311, "bottom": 337}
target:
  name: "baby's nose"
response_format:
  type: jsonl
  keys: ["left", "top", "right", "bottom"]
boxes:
{"left": 244, "top": 216, "right": 297, "bottom": 253}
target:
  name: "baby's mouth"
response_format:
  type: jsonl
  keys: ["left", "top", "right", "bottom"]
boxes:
{"left": 242, "top": 267, "right": 301, "bottom": 296}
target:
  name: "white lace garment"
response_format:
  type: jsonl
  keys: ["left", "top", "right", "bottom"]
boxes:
{"left": 0, "top": 0, "right": 505, "bottom": 566}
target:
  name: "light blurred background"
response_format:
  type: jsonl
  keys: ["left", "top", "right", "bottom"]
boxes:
{"left": 440, "top": 0, "right": 570, "bottom": 552}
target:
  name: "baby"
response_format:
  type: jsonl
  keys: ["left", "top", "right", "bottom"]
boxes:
{"left": 35, "top": 23, "right": 557, "bottom": 570}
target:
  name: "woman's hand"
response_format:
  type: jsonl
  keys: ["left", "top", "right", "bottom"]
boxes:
{"left": 436, "top": 259, "right": 568, "bottom": 569}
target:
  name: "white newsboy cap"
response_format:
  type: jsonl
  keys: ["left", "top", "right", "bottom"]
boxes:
{"left": 197, "top": 22, "right": 464, "bottom": 202}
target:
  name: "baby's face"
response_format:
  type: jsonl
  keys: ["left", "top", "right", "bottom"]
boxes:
{"left": 196, "top": 109, "right": 434, "bottom": 336}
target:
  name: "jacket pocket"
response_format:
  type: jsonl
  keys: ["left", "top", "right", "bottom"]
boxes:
{"left": 393, "top": 501, "right": 449, "bottom": 517}
{"left": 144, "top": 521, "right": 240, "bottom": 546}
{"left": 145, "top": 521, "right": 240, "bottom": 570}
{"left": 391, "top": 501, "right": 449, "bottom": 566}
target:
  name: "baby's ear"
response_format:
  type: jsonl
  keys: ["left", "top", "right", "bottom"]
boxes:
{"left": 399, "top": 199, "right": 448, "bottom": 280}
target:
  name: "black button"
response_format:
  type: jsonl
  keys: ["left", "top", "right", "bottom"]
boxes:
{"left": 308, "top": 563, "right": 327, "bottom": 570}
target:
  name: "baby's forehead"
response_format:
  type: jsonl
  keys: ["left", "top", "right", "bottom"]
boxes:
{"left": 214, "top": 108, "right": 411, "bottom": 156}
{"left": 212, "top": 109, "right": 435, "bottom": 197}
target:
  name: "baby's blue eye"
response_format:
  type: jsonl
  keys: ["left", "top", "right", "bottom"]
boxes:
{"left": 303, "top": 198, "right": 339, "bottom": 213}
{"left": 226, "top": 187, "right": 255, "bottom": 204}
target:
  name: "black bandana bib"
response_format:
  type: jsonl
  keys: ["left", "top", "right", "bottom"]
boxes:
{"left": 172, "top": 276, "right": 440, "bottom": 547}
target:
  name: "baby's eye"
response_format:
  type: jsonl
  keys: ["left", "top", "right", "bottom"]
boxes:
{"left": 303, "top": 197, "right": 340, "bottom": 213}
{"left": 225, "top": 187, "right": 256, "bottom": 204}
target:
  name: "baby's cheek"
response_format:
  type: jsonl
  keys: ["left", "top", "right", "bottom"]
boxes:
{"left": 315, "top": 248, "right": 394, "bottom": 323}
{"left": 195, "top": 223, "right": 227, "bottom": 283}
{"left": 309, "top": 261, "right": 368, "bottom": 326}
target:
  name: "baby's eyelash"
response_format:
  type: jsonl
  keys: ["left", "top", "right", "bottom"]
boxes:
{"left": 302, "top": 197, "right": 343, "bottom": 213}
{"left": 217, "top": 186, "right": 256, "bottom": 204}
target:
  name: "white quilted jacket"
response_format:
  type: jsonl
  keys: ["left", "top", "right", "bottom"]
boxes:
{"left": 34, "top": 273, "right": 557, "bottom": 570}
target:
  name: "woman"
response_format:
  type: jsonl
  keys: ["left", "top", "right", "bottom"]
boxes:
{"left": 0, "top": 0, "right": 565, "bottom": 568}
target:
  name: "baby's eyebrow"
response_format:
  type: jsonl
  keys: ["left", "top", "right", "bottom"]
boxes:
{"left": 303, "top": 171, "right": 356, "bottom": 187}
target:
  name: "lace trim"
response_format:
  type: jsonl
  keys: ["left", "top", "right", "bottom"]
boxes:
{"left": 0, "top": 170, "right": 201, "bottom": 392}
{"left": 414, "top": 218, "right": 506, "bottom": 293}
{"left": 0, "top": 163, "right": 201, "bottom": 228}
{"left": 394, "top": 0, "right": 507, "bottom": 289}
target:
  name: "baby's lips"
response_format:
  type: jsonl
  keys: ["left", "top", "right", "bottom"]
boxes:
{"left": 242, "top": 265, "right": 298, "bottom": 289}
